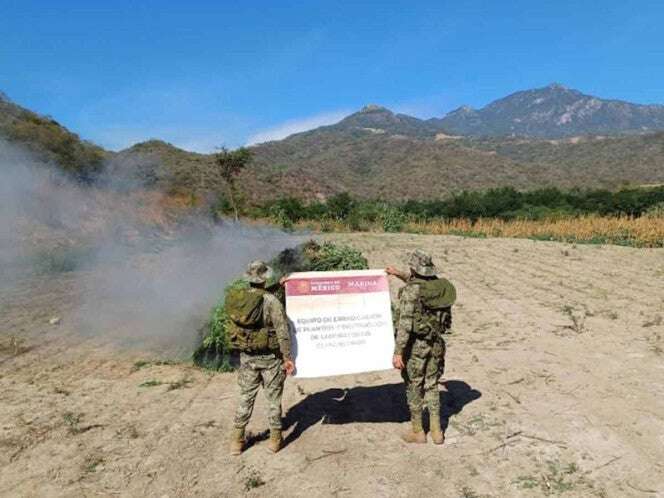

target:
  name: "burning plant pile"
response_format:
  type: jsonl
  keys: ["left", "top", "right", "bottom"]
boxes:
{"left": 193, "top": 240, "right": 369, "bottom": 371}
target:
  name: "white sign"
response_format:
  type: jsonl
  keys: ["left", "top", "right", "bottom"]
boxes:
{"left": 285, "top": 270, "right": 395, "bottom": 378}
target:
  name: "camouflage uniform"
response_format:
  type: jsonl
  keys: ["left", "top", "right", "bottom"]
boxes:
{"left": 395, "top": 279, "right": 447, "bottom": 424}
{"left": 233, "top": 291, "right": 292, "bottom": 431}
{"left": 391, "top": 250, "right": 452, "bottom": 444}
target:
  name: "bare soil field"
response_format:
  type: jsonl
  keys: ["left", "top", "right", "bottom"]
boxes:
{"left": 1, "top": 233, "right": 663, "bottom": 497}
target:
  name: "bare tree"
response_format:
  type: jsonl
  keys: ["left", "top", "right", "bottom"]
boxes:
{"left": 214, "top": 147, "right": 252, "bottom": 221}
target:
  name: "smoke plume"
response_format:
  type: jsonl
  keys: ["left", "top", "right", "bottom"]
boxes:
{"left": 0, "top": 138, "right": 300, "bottom": 355}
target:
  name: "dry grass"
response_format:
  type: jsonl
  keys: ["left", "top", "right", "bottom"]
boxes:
{"left": 293, "top": 215, "right": 664, "bottom": 248}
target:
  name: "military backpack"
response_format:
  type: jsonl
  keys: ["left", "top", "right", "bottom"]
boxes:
{"left": 225, "top": 287, "right": 279, "bottom": 352}
{"left": 398, "top": 277, "right": 456, "bottom": 340}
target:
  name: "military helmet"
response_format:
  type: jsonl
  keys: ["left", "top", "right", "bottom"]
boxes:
{"left": 408, "top": 249, "right": 437, "bottom": 277}
{"left": 244, "top": 260, "right": 275, "bottom": 285}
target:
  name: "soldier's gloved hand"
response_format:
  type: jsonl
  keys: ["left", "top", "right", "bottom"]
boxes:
{"left": 392, "top": 354, "right": 405, "bottom": 370}
{"left": 283, "top": 359, "right": 295, "bottom": 376}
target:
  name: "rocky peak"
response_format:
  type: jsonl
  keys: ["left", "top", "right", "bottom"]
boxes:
{"left": 358, "top": 104, "right": 392, "bottom": 114}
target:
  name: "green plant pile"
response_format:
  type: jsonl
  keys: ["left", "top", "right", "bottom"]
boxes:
{"left": 193, "top": 240, "right": 368, "bottom": 371}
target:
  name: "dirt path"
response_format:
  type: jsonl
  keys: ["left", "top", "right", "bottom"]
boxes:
{"left": 1, "top": 234, "right": 663, "bottom": 497}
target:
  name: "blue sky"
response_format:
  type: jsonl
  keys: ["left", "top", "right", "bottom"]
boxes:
{"left": 2, "top": 0, "right": 663, "bottom": 152}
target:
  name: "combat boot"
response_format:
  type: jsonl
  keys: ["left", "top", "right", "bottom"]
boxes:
{"left": 267, "top": 429, "right": 283, "bottom": 453}
{"left": 401, "top": 415, "right": 427, "bottom": 444}
{"left": 429, "top": 414, "right": 445, "bottom": 445}
{"left": 229, "top": 427, "right": 245, "bottom": 456}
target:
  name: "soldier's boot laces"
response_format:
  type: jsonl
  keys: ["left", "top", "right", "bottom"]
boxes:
{"left": 401, "top": 416, "right": 427, "bottom": 444}
{"left": 429, "top": 414, "right": 445, "bottom": 445}
{"left": 229, "top": 427, "right": 245, "bottom": 456}
{"left": 267, "top": 429, "right": 283, "bottom": 453}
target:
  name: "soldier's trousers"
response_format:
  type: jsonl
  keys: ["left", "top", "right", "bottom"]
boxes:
{"left": 401, "top": 339, "right": 445, "bottom": 420}
{"left": 233, "top": 352, "right": 286, "bottom": 431}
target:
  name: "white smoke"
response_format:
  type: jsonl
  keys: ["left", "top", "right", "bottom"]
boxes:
{"left": 0, "top": 138, "right": 300, "bottom": 355}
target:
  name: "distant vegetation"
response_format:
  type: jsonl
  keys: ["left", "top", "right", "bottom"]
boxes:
{"left": 240, "top": 186, "right": 664, "bottom": 225}
{"left": 0, "top": 96, "right": 106, "bottom": 179}
{"left": 213, "top": 187, "right": 664, "bottom": 248}
{"left": 409, "top": 214, "right": 664, "bottom": 248}
{"left": 2, "top": 88, "right": 664, "bottom": 249}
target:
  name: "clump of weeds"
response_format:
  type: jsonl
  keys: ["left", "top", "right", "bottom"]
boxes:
{"left": 514, "top": 460, "right": 588, "bottom": 495}
{"left": 63, "top": 412, "right": 103, "bottom": 435}
{"left": 448, "top": 413, "right": 502, "bottom": 437}
{"left": 244, "top": 468, "right": 266, "bottom": 490}
{"left": 82, "top": 454, "right": 105, "bottom": 473}
{"left": 63, "top": 412, "right": 83, "bottom": 435}
{"left": 559, "top": 305, "right": 586, "bottom": 334}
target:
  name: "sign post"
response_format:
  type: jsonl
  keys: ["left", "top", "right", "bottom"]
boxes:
{"left": 285, "top": 270, "right": 395, "bottom": 378}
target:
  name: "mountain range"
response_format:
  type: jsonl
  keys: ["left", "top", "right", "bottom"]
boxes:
{"left": 2, "top": 84, "right": 664, "bottom": 201}
{"left": 289, "top": 83, "right": 664, "bottom": 140}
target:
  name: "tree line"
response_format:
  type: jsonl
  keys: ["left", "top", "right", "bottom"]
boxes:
{"left": 234, "top": 186, "right": 664, "bottom": 230}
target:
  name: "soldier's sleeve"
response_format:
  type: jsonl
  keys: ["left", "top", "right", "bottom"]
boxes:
{"left": 394, "top": 284, "right": 419, "bottom": 355}
{"left": 264, "top": 294, "right": 292, "bottom": 360}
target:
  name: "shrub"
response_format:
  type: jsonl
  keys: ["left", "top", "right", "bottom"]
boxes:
{"left": 644, "top": 202, "right": 664, "bottom": 219}
{"left": 269, "top": 206, "right": 295, "bottom": 231}
{"left": 326, "top": 192, "right": 354, "bottom": 220}
{"left": 379, "top": 204, "right": 407, "bottom": 232}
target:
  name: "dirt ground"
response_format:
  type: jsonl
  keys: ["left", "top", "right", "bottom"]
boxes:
{"left": 1, "top": 233, "right": 663, "bottom": 497}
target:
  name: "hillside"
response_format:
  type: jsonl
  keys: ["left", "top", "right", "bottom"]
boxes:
{"left": 248, "top": 128, "right": 664, "bottom": 200}
{"left": 0, "top": 93, "right": 107, "bottom": 179}
{"left": 3, "top": 86, "right": 664, "bottom": 203}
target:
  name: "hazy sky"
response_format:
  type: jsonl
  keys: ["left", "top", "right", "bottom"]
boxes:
{"left": 2, "top": 0, "right": 663, "bottom": 151}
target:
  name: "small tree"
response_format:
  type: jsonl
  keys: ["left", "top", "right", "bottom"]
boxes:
{"left": 215, "top": 147, "right": 252, "bottom": 221}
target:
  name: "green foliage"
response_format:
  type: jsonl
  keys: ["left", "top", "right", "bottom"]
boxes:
{"left": 270, "top": 207, "right": 295, "bottom": 231}
{"left": 215, "top": 147, "right": 252, "bottom": 181}
{"left": 214, "top": 147, "right": 253, "bottom": 220}
{"left": 378, "top": 204, "right": 407, "bottom": 232}
{"left": 210, "top": 194, "right": 233, "bottom": 221}
{"left": 326, "top": 192, "right": 354, "bottom": 220}
{"left": 63, "top": 412, "right": 83, "bottom": 434}
{"left": 193, "top": 279, "right": 247, "bottom": 372}
{"left": 244, "top": 469, "right": 266, "bottom": 490}
{"left": 1, "top": 107, "right": 106, "bottom": 180}
{"left": 193, "top": 241, "right": 369, "bottom": 371}
{"left": 256, "top": 185, "right": 664, "bottom": 227}
{"left": 644, "top": 202, "right": 664, "bottom": 218}
{"left": 304, "top": 241, "right": 369, "bottom": 271}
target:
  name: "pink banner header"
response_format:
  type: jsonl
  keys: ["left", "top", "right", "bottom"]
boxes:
{"left": 286, "top": 275, "right": 389, "bottom": 297}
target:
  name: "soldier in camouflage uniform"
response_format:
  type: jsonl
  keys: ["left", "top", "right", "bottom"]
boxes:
{"left": 229, "top": 261, "right": 295, "bottom": 456}
{"left": 387, "top": 250, "right": 451, "bottom": 445}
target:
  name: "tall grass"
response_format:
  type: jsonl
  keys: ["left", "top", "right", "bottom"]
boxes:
{"left": 292, "top": 214, "right": 664, "bottom": 248}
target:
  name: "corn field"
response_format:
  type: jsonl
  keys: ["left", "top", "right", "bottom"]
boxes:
{"left": 294, "top": 214, "right": 664, "bottom": 248}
